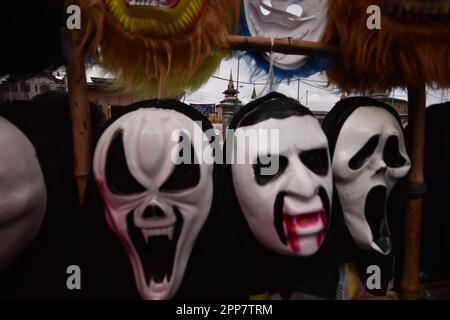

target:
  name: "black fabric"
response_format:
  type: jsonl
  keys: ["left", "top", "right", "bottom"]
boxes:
{"left": 225, "top": 92, "right": 338, "bottom": 300}
{"left": 322, "top": 97, "right": 407, "bottom": 296}
{"left": 31, "top": 91, "right": 106, "bottom": 133}
{"left": 0, "top": 97, "right": 80, "bottom": 299}
{"left": 419, "top": 102, "right": 450, "bottom": 280}
{"left": 0, "top": 1, "right": 65, "bottom": 77}
{"left": 81, "top": 99, "right": 247, "bottom": 299}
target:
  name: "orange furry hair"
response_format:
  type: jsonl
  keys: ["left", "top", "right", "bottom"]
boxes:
{"left": 73, "top": 0, "right": 239, "bottom": 99}
{"left": 323, "top": 0, "right": 450, "bottom": 93}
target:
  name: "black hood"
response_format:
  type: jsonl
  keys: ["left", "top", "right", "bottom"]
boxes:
{"left": 0, "top": 96, "right": 80, "bottom": 299}
{"left": 224, "top": 92, "right": 338, "bottom": 299}
{"left": 81, "top": 99, "right": 246, "bottom": 299}
{"left": 418, "top": 102, "right": 450, "bottom": 280}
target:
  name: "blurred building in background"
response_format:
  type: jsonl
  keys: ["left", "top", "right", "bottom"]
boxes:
{"left": 0, "top": 73, "right": 409, "bottom": 133}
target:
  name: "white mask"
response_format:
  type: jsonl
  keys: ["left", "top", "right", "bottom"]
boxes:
{"left": 93, "top": 107, "right": 213, "bottom": 300}
{"left": 333, "top": 106, "right": 411, "bottom": 255}
{"left": 231, "top": 111, "right": 332, "bottom": 257}
{"left": 0, "top": 116, "right": 47, "bottom": 271}
{"left": 243, "top": 0, "right": 328, "bottom": 70}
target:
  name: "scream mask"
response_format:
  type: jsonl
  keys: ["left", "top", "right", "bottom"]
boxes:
{"left": 0, "top": 116, "right": 47, "bottom": 271}
{"left": 93, "top": 104, "right": 214, "bottom": 300}
{"left": 323, "top": 97, "right": 411, "bottom": 255}
{"left": 241, "top": 0, "right": 328, "bottom": 75}
{"left": 229, "top": 93, "right": 332, "bottom": 257}
{"left": 78, "top": 0, "right": 238, "bottom": 98}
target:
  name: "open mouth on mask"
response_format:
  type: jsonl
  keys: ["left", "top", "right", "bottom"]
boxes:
{"left": 283, "top": 209, "right": 326, "bottom": 253}
{"left": 365, "top": 186, "right": 391, "bottom": 254}
{"left": 274, "top": 190, "right": 329, "bottom": 254}
{"left": 126, "top": 207, "right": 183, "bottom": 286}
{"left": 126, "top": 0, "right": 179, "bottom": 8}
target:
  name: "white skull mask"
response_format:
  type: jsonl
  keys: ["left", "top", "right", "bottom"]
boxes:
{"left": 231, "top": 96, "right": 332, "bottom": 257}
{"left": 0, "top": 116, "right": 47, "bottom": 271}
{"left": 332, "top": 106, "right": 411, "bottom": 255}
{"left": 93, "top": 107, "right": 213, "bottom": 300}
{"left": 243, "top": 0, "right": 328, "bottom": 70}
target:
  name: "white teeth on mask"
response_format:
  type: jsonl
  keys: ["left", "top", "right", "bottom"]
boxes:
{"left": 128, "top": 0, "right": 151, "bottom": 7}
{"left": 149, "top": 274, "right": 170, "bottom": 294}
{"left": 283, "top": 196, "right": 324, "bottom": 216}
{"left": 168, "top": 225, "right": 174, "bottom": 241}
{"left": 143, "top": 226, "right": 175, "bottom": 242}
{"left": 128, "top": 0, "right": 173, "bottom": 8}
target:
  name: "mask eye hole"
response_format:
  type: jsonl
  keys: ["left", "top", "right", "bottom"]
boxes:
{"left": 287, "top": 4, "right": 303, "bottom": 17}
{"left": 105, "top": 131, "right": 146, "bottom": 195}
{"left": 160, "top": 143, "right": 200, "bottom": 192}
{"left": 300, "top": 148, "right": 329, "bottom": 176}
{"left": 253, "top": 155, "right": 288, "bottom": 186}
{"left": 383, "top": 135, "right": 407, "bottom": 168}
{"left": 349, "top": 135, "right": 379, "bottom": 170}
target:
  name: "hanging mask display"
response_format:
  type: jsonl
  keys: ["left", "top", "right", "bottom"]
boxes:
{"left": 77, "top": 0, "right": 239, "bottom": 98}
{"left": 323, "top": 97, "right": 411, "bottom": 256}
{"left": 323, "top": 0, "right": 450, "bottom": 92}
{"left": 93, "top": 102, "right": 215, "bottom": 300}
{"left": 229, "top": 92, "right": 332, "bottom": 257}
{"left": 240, "top": 0, "right": 329, "bottom": 82}
{"left": 0, "top": 116, "right": 46, "bottom": 272}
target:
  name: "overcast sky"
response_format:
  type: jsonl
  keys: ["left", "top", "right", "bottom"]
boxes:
{"left": 88, "top": 56, "right": 449, "bottom": 111}
{"left": 183, "top": 56, "right": 450, "bottom": 111}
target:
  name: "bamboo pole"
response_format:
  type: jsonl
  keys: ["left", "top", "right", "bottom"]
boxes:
{"left": 400, "top": 84, "right": 427, "bottom": 300}
{"left": 226, "top": 35, "right": 336, "bottom": 57}
{"left": 66, "top": 30, "right": 91, "bottom": 204}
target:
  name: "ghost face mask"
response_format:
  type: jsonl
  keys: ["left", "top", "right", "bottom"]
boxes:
{"left": 0, "top": 117, "right": 47, "bottom": 271}
{"left": 243, "top": 0, "right": 328, "bottom": 70}
{"left": 231, "top": 96, "right": 332, "bottom": 257}
{"left": 93, "top": 107, "right": 213, "bottom": 300}
{"left": 332, "top": 106, "right": 411, "bottom": 255}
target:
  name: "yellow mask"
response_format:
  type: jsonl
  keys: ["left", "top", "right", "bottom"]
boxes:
{"left": 105, "top": 0, "right": 206, "bottom": 37}
{"left": 77, "top": 0, "right": 238, "bottom": 98}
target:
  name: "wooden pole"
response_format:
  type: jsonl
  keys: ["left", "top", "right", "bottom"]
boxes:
{"left": 400, "top": 84, "right": 426, "bottom": 300}
{"left": 66, "top": 30, "right": 91, "bottom": 204}
{"left": 226, "top": 35, "right": 336, "bottom": 57}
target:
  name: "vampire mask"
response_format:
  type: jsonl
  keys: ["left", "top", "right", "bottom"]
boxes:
{"left": 323, "top": 97, "right": 411, "bottom": 255}
{"left": 93, "top": 105, "right": 214, "bottom": 300}
{"left": 242, "top": 0, "right": 328, "bottom": 70}
{"left": 0, "top": 116, "right": 47, "bottom": 271}
{"left": 229, "top": 92, "right": 332, "bottom": 257}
